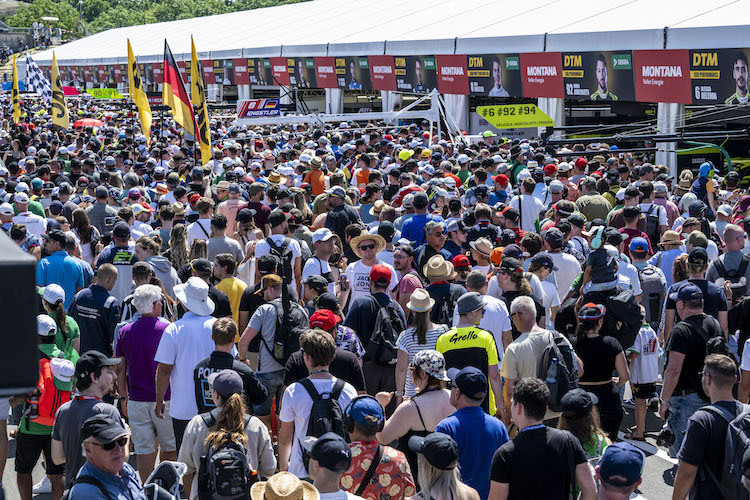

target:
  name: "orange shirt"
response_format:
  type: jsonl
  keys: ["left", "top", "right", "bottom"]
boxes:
{"left": 303, "top": 168, "right": 326, "bottom": 196}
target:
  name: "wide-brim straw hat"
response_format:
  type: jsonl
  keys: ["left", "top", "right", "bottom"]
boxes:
{"left": 659, "top": 230, "right": 682, "bottom": 247}
{"left": 351, "top": 232, "right": 386, "bottom": 258}
{"left": 469, "top": 237, "right": 494, "bottom": 258}
{"left": 407, "top": 288, "right": 436, "bottom": 312}
{"left": 369, "top": 200, "right": 386, "bottom": 217}
{"left": 423, "top": 254, "right": 456, "bottom": 281}
{"left": 267, "top": 171, "right": 286, "bottom": 185}
{"left": 250, "top": 472, "right": 319, "bottom": 500}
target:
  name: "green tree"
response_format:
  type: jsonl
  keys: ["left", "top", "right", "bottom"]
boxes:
{"left": 79, "top": 0, "right": 112, "bottom": 23}
{"left": 7, "top": 0, "right": 83, "bottom": 35}
{"left": 89, "top": 4, "right": 154, "bottom": 32}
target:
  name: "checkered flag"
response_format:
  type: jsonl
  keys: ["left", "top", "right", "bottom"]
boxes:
{"left": 25, "top": 54, "right": 51, "bottom": 106}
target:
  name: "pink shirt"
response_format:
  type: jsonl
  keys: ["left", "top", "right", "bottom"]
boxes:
{"left": 217, "top": 198, "right": 247, "bottom": 233}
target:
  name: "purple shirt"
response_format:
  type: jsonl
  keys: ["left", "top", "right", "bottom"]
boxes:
{"left": 116, "top": 316, "right": 170, "bottom": 402}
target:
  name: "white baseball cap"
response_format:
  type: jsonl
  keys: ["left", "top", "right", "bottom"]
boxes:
{"left": 0, "top": 202, "right": 13, "bottom": 216}
{"left": 42, "top": 284, "right": 65, "bottom": 305}
{"left": 312, "top": 228, "right": 335, "bottom": 244}
{"left": 15, "top": 192, "right": 29, "bottom": 204}
{"left": 37, "top": 315, "right": 57, "bottom": 336}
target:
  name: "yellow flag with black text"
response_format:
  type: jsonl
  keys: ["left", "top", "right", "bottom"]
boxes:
{"left": 11, "top": 55, "right": 20, "bottom": 124}
{"left": 50, "top": 52, "right": 68, "bottom": 129}
{"left": 191, "top": 36, "right": 211, "bottom": 165}
{"left": 127, "top": 39, "right": 152, "bottom": 145}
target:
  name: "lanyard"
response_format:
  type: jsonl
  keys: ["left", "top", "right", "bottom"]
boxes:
{"left": 75, "top": 395, "right": 102, "bottom": 401}
{"left": 519, "top": 424, "right": 545, "bottom": 433}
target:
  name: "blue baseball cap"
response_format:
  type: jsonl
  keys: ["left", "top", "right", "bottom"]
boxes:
{"left": 629, "top": 237, "right": 649, "bottom": 255}
{"left": 598, "top": 442, "right": 645, "bottom": 487}
{"left": 447, "top": 366, "right": 487, "bottom": 400}
{"left": 698, "top": 162, "right": 713, "bottom": 177}
{"left": 347, "top": 396, "right": 384, "bottom": 426}
{"left": 669, "top": 282, "right": 703, "bottom": 302}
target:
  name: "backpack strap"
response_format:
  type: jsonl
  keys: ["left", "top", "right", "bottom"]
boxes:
{"left": 200, "top": 409, "right": 220, "bottom": 429}
{"left": 355, "top": 445, "right": 382, "bottom": 497}
{"left": 71, "top": 475, "right": 113, "bottom": 500}
{"left": 714, "top": 256, "right": 729, "bottom": 279}
{"left": 330, "top": 378, "right": 345, "bottom": 400}
{"left": 739, "top": 254, "right": 750, "bottom": 278}
{"left": 299, "top": 378, "right": 322, "bottom": 401}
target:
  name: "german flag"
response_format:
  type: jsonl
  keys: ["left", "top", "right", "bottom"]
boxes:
{"left": 162, "top": 40, "right": 196, "bottom": 136}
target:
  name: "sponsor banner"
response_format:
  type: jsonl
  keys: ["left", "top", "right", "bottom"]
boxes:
{"left": 247, "top": 58, "right": 271, "bottom": 85}
{"left": 237, "top": 98, "right": 280, "bottom": 117}
{"left": 520, "top": 52, "right": 563, "bottom": 98}
{"left": 476, "top": 104, "right": 555, "bottom": 128}
{"left": 334, "top": 56, "right": 371, "bottom": 90}
{"left": 62, "top": 86, "right": 78, "bottom": 96}
{"left": 289, "top": 57, "right": 316, "bottom": 88}
{"left": 201, "top": 60, "right": 215, "bottom": 85}
{"left": 368, "top": 55, "right": 396, "bottom": 91}
{"left": 153, "top": 62, "right": 163, "bottom": 85}
{"left": 314, "top": 57, "right": 337, "bottom": 88}
{"left": 83, "top": 66, "right": 91, "bottom": 83}
{"left": 146, "top": 91, "right": 161, "bottom": 105}
{"left": 394, "top": 55, "right": 436, "bottom": 93}
{"left": 114, "top": 64, "right": 123, "bottom": 84}
{"left": 435, "top": 54, "right": 469, "bottom": 94}
{"left": 233, "top": 58, "right": 249, "bottom": 84}
{"left": 633, "top": 49, "right": 691, "bottom": 104}
{"left": 97, "top": 65, "right": 106, "bottom": 83}
{"left": 690, "top": 49, "right": 750, "bottom": 105}
{"left": 270, "top": 57, "right": 289, "bottom": 86}
{"left": 467, "top": 54, "right": 523, "bottom": 97}
{"left": 216, "top": 59, "right": 233, "bottom": 85}
{"left": 562, "top": 51, "right": 635, "bottom": 102}
{"left": 86, "top": 88, "right": 124, "bottom": 99}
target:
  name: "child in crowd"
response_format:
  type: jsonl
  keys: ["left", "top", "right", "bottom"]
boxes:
{"left": 625, "top": 306, "right": 659, "bottom": 441}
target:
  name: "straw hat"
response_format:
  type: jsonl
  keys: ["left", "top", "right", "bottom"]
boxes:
{"left": 351, "top": 232, "right": 387, "bottom": 258}
{"left": 659, "top": 230, "right": 682, "bottom": 247}
{"left": 423, "top": 254, "right": 456, "bottom": 281}
{"left": 250, "top": 472, "right": 319, "bottom": 500}
{"left": 469, "top": 237, "right": 494, "bottom": 258}
{"left": 369, "top": 200, "right": 386, "bottom": 217}
{"left": 267, "top": 171, "right": 286, "bottom": 185}
{"left": 407, "top": 288, "right": 436, "bottom": 312}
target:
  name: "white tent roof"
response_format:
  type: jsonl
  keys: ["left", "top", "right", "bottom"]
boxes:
{"left": 31, "top": 0, "right": 750, "bottom": 66}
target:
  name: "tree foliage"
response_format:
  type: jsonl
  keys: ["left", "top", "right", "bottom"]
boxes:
{"left": 5, "top": 0, "right": 307, "bottom": 37}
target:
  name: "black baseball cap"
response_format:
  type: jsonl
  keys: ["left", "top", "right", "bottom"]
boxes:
{"left": 257, "top": 254, "right": 280, "bottom": 275}
{"left": 669, "top": 282, "right": 703, "bottom": 302}
{"left": 560, "top": 388, "right": 599, "bottom": 418}
{"left": 302, "top": 275, "right": 328, "bottom": 295}
{"left": 447, "top": 366, "right": 487, "bottom": 400}
{"left": 81, "top": 413, "right": 129, "bottom": 444}
{"left": 687, "top": 246, "right": 708, "bottom": 266}
{"left": 301, "top": 432, "right": 352, "bottom": 472}
{"left": 268, "top": 209, "right": 290, "bottom": 228}
{"left": 236, "top": 207, "right": 257, "bottom": 224}
{"left": 43, "top": 229, "right": 67, "bottom": 245}
{"left": 408, "top": 432, "right": 459, "bottom": 470}
{"left": 112, "top": 222, "right": 131, "bottom": 239}
{"left": 566, "top": 213, "right": 586, "bottom": 229}
{"left": 530, "top": 252, "right": 559, "bottom": 271}
{"left": 412, "top": 191, "right": 429, "bottom": 209}
{"left": 191, "top": 258, "right": 212, "bottom": 274}
{"left": 75, "top": 350, "right": 120, "bottom": 382}
{"left": 315, "top": 292, "right": 340, "bottom": 311}
{"left": 502, "top": 244, "right": 529, "bottom": 260}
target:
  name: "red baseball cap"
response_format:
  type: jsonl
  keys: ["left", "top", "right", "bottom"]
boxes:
{"left": 575, "top": 157, "right": 588, "bottom": 169}
{"left": 310, "top": 309, "right": 341, "bottom": 331}
{"left": 544, "top": 163, "right": 557, "bottom": 176}
{"left": 189, "top": 193, "right": 201, "bottom": 206}
{"left": 452, "top": 254, "right": 471, "bottom": 270}
{"left": 139, "top": 202, "right": 154, "bottom": 212}
{"left": 370, "top": 264, "right": 392, "bottom": 285}
{"left": 492, "top": 174, "right": 509, "bottom": 187}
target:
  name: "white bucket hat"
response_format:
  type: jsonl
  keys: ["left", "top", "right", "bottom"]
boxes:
{"left": 173, "top": 277, "right": 215, "bottom": 316}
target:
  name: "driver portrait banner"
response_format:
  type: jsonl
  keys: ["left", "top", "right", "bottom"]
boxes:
{"left": 633, "top": 49, "right": 691, "bottom": 103}
{"left": 314, "top": 57, "right": 337, "bottom": 88}
{"left": 520, "top": 52, "right": 563, "bottom": 98}
{"left": 436, "top": 54, "right": 469, "bottom": 95}
{"left": 368, "top": 55, "right": 396, "bottom": 91}
{"left": 468, "top": 54, "right": 523, "bottom": 97}
{"left": 290, "top": 57, "right": 315, "bottom": 88}
{"left": 394, "top": 55, "right": 437, "bottom": 93}
{"left": 336, "top": 56, "right": 371, "bottom": 90}
{"left": 562, "top": 51, "right": 635, "bottom": 101}
{"left": 690, "top": 48, "right": 750, "bottom": 105}
{"left": 218, "top": 59, "right": 233, "bottom": 85}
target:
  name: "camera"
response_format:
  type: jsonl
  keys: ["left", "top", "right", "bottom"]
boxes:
{"left": 655, "top": 410, "right": 675, "bottom": 448}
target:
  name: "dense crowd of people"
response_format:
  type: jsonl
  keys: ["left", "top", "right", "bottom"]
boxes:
{"left": 3, "top": 100, "right": 750, "bottom": 500}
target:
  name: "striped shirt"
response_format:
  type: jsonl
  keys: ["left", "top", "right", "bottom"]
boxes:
{"left": 396, "top": 324, "right": 449, "bottom": 397}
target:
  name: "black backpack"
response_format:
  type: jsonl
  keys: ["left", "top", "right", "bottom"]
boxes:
{"left": 299, "top": 378, "right": 347, "bottom": 472}
{"left": 537, "top": 330, "right": 579, "bottom": 412}
{"left": 267, "top": 237, "right": 294, "bottom": 284}
{"left": 365, "top": 297, "right": 405, "bottom": 365}
{"left": 697, "top": 403, "right": 750, "bottom": 500}
{"left": 430, "top": 285, "right": 463, "bottom": 326}
{"left": 263, "top": 298, "right": 309, "bottom": 367}
{"left": 603, "top": 287, "right": 641, "bottom": 350}
{"left": 197, "top": 412, "right": 258, "bottom": 500}
{"left": 643, "top": 204, "right": 661, "bottom": 248}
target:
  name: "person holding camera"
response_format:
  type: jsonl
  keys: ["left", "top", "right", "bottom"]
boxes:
{"left": 659, "top": 283, "right": 724, "bottom": 458}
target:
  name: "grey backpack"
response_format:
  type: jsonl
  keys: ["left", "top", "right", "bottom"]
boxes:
{"left": 637, "top": 264, "right": 666, "bottom": 331}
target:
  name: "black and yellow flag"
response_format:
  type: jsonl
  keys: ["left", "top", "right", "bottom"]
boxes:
{"left": 191, "top": 36, "right": 211, "bottom": 165}
{"left": 163, "top": 40, "right": 196, "bottom": 136}
{"left": 50, "top": 52, "right": 68, "bottom": 129}
{"left": 11, "top": 55, "right": 20, "bottom": 124}
{"left": 127, "top": 39, "right": 152, "bottom": 145}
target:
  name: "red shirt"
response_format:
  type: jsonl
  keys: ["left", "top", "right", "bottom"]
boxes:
{"left": 619, "top": 227, "right": 653, "bottom": 257}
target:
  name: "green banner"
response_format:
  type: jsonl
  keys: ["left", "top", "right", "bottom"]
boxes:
{"left": 86, "top": 88, "right": 124, "bottom": 99}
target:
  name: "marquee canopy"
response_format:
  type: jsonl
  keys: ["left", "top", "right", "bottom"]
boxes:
{"left": 31, "top": 0, "right": 750, "bottom": 66}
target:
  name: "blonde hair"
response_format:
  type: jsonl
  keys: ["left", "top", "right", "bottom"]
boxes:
{"left": 205, "top": 393, "right": 248, "bottom": 449}
{"left": 416, "top": 454, "right": 475, "bottom": 500}
{"left": 169, "top": 224, "right": 190, "bottom": 269}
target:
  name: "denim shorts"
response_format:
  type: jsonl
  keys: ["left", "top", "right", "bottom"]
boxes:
{"left": 668, "top": 392, "right": 705, "bottom": 458}
{"left": 253, "top": 369, "right": 285, "bottom": 416}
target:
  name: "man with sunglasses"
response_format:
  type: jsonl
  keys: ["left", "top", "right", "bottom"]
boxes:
{"left": 69, "top": 413, "right": 147, "bottom": 499}
{"left": 414, "top": 220, "right": 452, "bottom": 278}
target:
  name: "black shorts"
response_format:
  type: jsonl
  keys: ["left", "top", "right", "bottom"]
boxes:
{"left": 632, "top": 382, "right": 657, "bottom": 400}
{"left": 15, "top": 432, "right": 65, "bottom": 475}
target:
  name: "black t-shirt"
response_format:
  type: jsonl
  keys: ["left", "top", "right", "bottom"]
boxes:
{"left": 283, "top": 349, "right": 366, "bottom": 392}
{"left": 193, "top": 351, "right": 269, "bottom": 414}
{"left": 325, "top": 204, "right": 360, "bottom": 244}
{"left": 665, "top": 279, "right": 727, "bottom": 321}
{"left": 678, "top": 400, "right": 745, "bottom": 500}
{"left": 666, "top": 314, "right": 723, "bottom": 398}
{"left": 573, "top": 335, "right": 623, "bottom": 382}
{"left": 490, "top": 426, "right": 588, "bottom": 500}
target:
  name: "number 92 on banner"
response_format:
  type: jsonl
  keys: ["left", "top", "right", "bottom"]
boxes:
{"left": 475, "top": 104, "right": 554, "bottom": 128}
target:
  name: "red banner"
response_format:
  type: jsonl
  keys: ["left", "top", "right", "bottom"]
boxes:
{"left": 314, "top": 57, "right": 337, "bottom": 88}
{"left": 201, "top": 60, "right": 215, "bottom": 84}
{"left": 270, "top": 57, "right": 289, "bottom": 86}
{"left": 369, "top": 55, "right": 397, "bottom": 91}
{"left": 233, "top": 58, "right": 249, "bottom": 84}
{"left": 83, "top": 66, "right": 92, "bottom": 83}
{"left": 633, "top": 49, "right": 691, "bottom": 104}
{"left": 436, "top": 55, "right": 469, "bottom": 94}
{"left": 97, "top": 65, "right": 106, "bottom": 82}
{"left": 152, "top": 62, "right": 163, "bottom": 84}
{"left": 114, "top": 64, "right": 123, "bottom": 84}
{"left": 62, "top": 86, "right": 79, "bottom": 96}
{"left": 520, "top": 52, "right": 563, "bottom": 98}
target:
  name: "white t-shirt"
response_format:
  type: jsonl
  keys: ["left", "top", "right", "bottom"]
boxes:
{"left": 345, "top": 260, "right": 398, "bottom": 304}
{"left": 279, "top": 377, "right": 357, "bottom": 478}
{"left": 154, "top": 312, "right": 223, "bottom": 420}
{"left": 487, "top": 273, "right": 546, "bottom": 305}
{"left": 539, "top": 280, "right": 561, "bottom": 331}
{"left": 680, "top": 241, "right": 719, "bottom": 261}
{"left": 187, "top": 218, "right": 212, "bottom": 246}
{"left": 618, "top": 261, "right": 643, "bottom": 297}
{"left": 13, "top": 212, "right": 47, "bottom": 238}
{"left": 451, "top": 295, "right": 511, "bottom": 360}
{"left": 627, "top": 325, "right": 659, "bottom": 384}
{"left": 302, "top": 256, "right": 335, "bottom": 295}
{"left": 548, "top": 252, "right": 582, "bottom": 299}
{"left": 255, "top": 234, "right": 303, "bottom": 290}
{"left": 639, "top": 202, "right": 667, "bottom": 227}
{"left": 319, "top": 491, "right": 364, "bottom": 500}
{"left": 509, "top": 194, "right": 546, "bottom": 232}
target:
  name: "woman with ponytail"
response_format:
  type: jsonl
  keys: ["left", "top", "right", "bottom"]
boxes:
{"left": 41, "top": 284, "right": 80, "bottom": 362}
{"left": 179, "top": 368, "right": 276, "bottom": 500}
{"left": 573, "top": 303, "right": 630, "bottom": 442}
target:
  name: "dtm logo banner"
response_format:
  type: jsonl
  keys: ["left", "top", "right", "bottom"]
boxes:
{"left": 633, "top": 50, "right": 691, "bottom": 104}
{"left": 562, "top": 51, "right": 635, "bottom": 101}
{"left": 467, "top": 54, "right": 523, "bottom": 97}
{"left": 690, "top": 49, "right": 750, "bottom": 105}
{"left": 520, "top": 52, "right": 563, "bottom": 98}
{"left": 237, "top": 99, "right": 280, "bottom": 118}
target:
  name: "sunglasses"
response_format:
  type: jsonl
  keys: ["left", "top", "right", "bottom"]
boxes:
{"left": 433, "top": 231, "right": 446, "bottom": 236}
{"left": 92, "top": 436, "right": 128, "bottom": 450}
{"left": 359, "top": 243, "right": 377, "bottom": 251}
